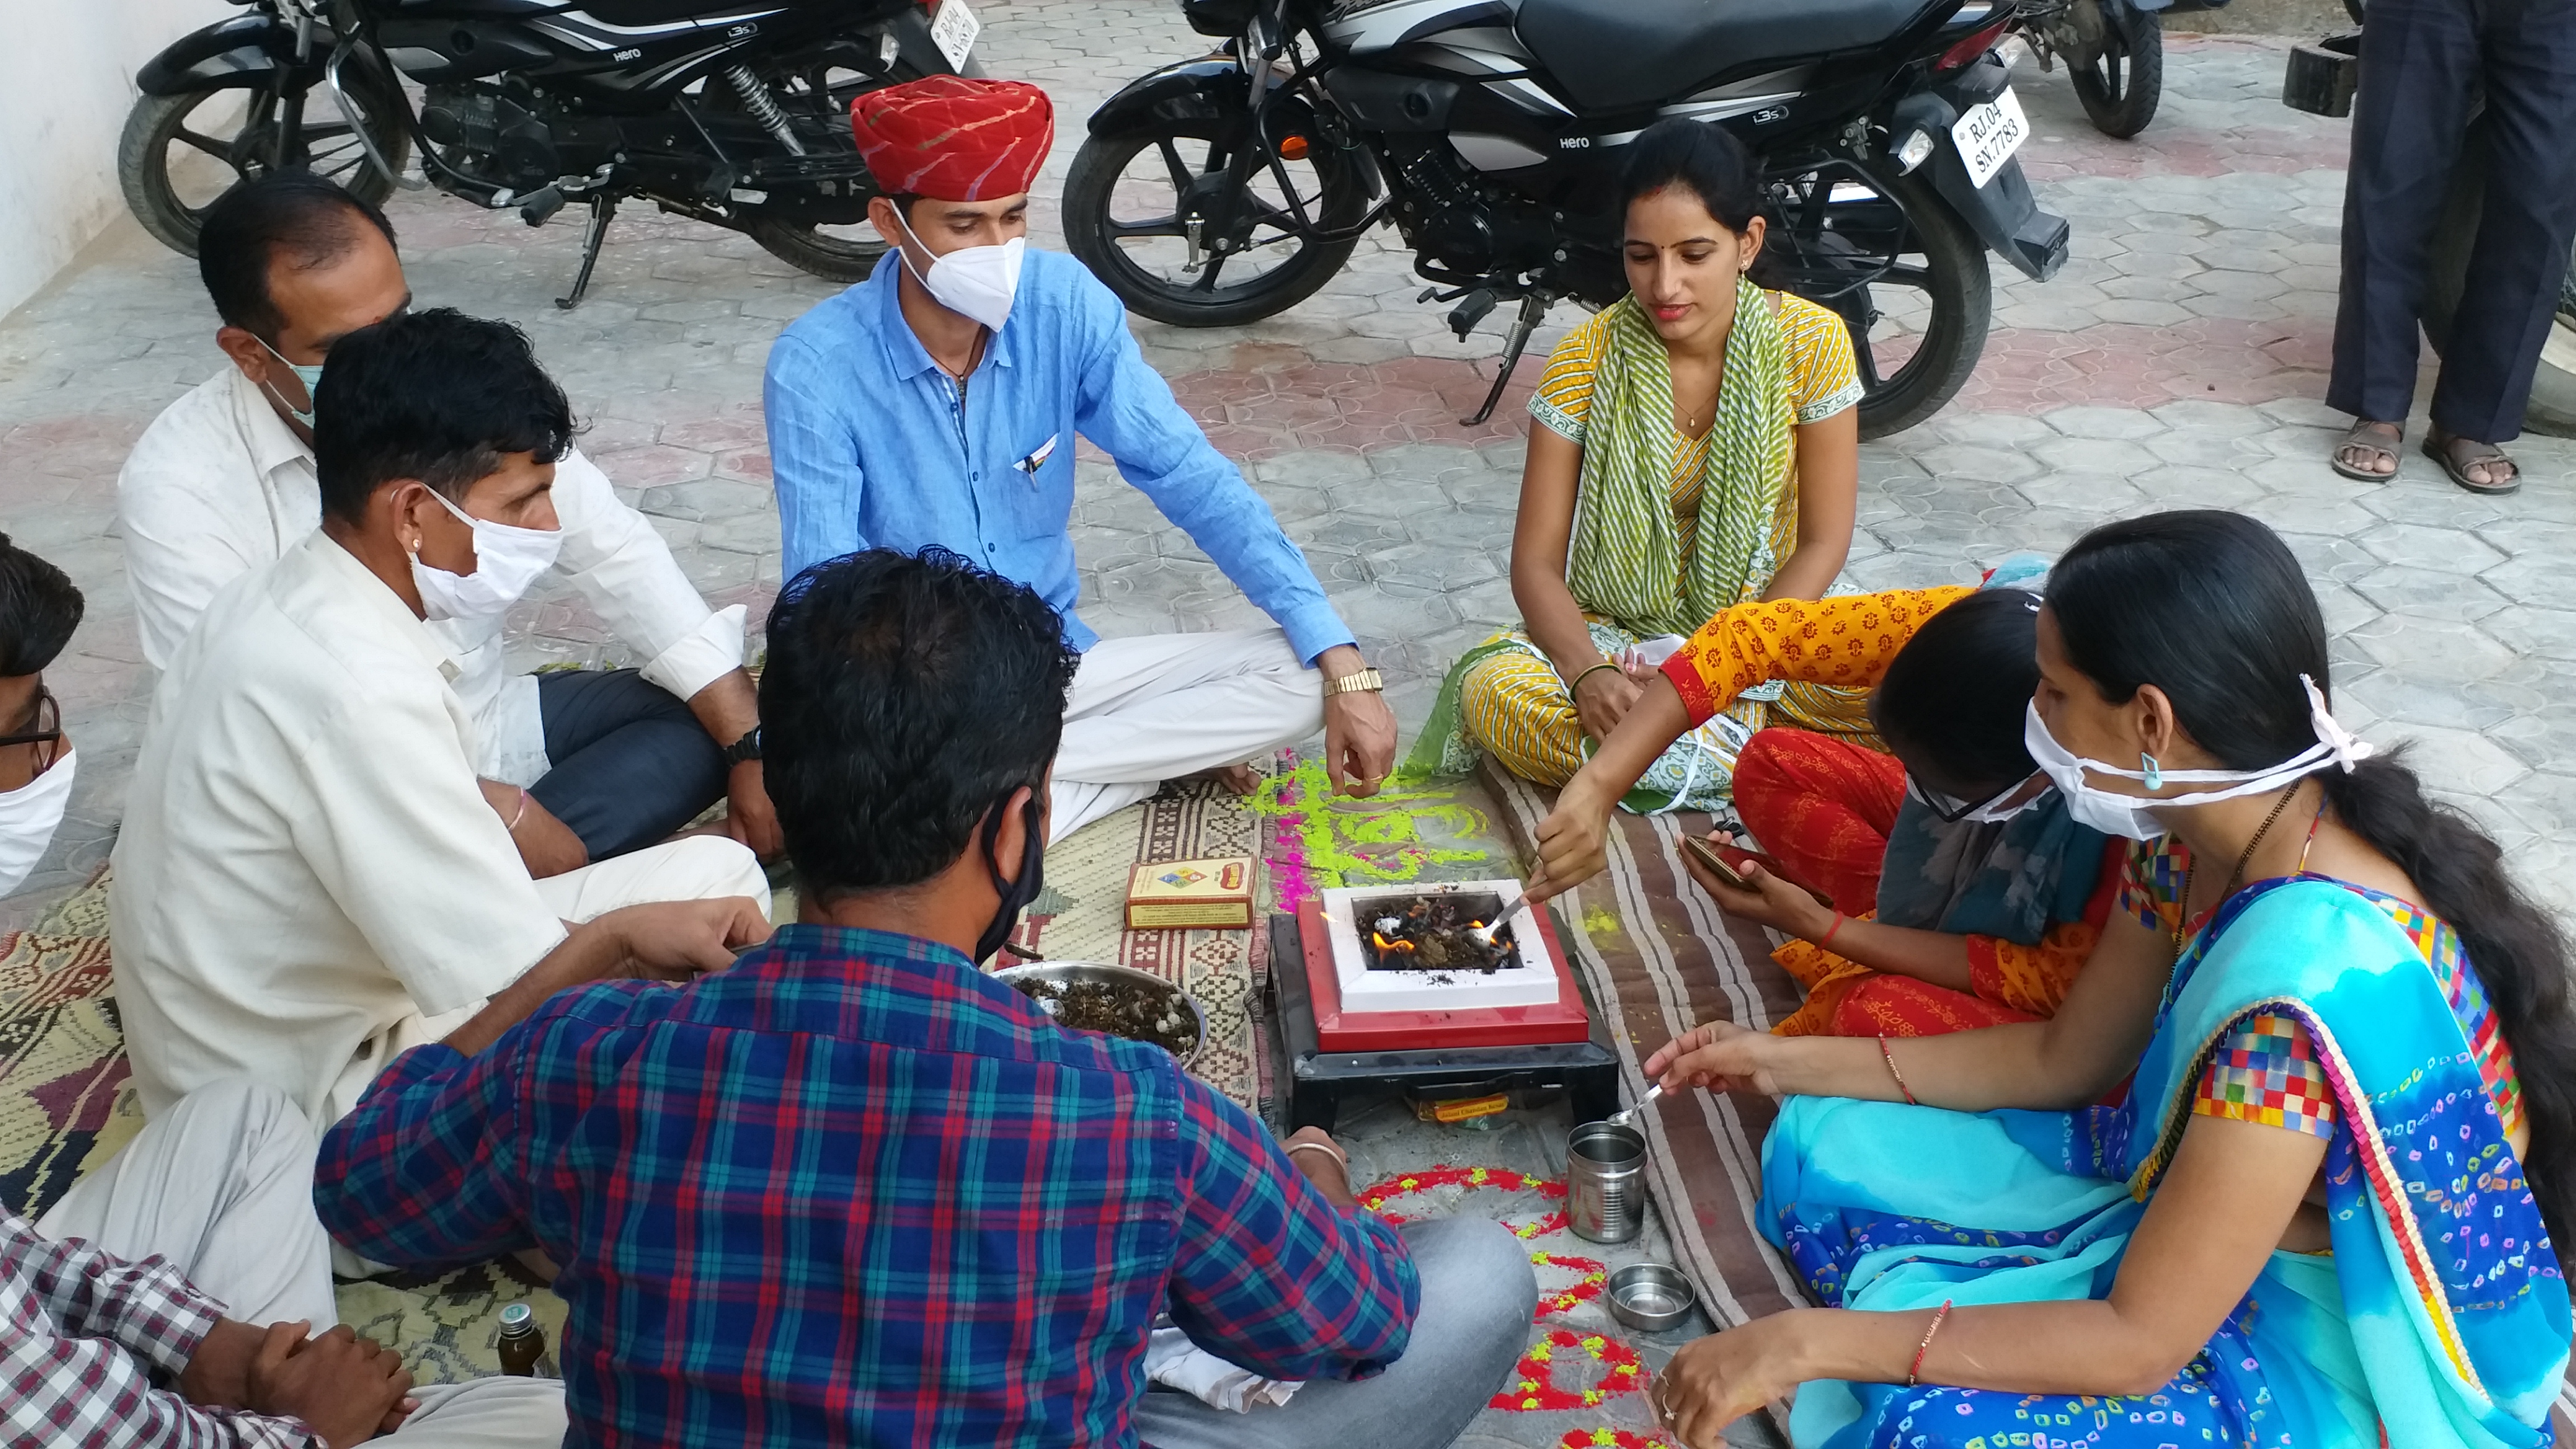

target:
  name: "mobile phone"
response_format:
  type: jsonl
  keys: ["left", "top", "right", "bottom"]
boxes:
{"left": 1682, "top": 835, "right": 1755, "bottom": 890}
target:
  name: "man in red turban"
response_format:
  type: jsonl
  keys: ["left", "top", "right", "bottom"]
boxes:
{"left": 765, "top": 75, "right": 1400, "bottom": 844}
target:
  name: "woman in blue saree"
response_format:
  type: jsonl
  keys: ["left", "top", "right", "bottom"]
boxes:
{"left": 1639, "top": 510, "right": 2574, "bottom": 1449}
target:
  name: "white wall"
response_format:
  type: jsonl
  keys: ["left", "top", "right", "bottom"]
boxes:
{"left": 0, "top": 0, "right": 231, "bottom": 317}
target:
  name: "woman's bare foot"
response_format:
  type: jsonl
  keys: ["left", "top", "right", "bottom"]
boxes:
{"left": 2330, "top": 419, "right": 2402, "bottom": 480}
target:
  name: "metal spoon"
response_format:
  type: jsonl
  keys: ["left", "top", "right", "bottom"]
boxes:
{"left": 1469, "top": 886, "right": 1533, "bottom": 946}
{"left": 1606, "top": 1082, "right": 1665, "bottom": 1127}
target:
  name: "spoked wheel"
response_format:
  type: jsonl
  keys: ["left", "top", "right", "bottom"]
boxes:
{"left": 1062, "top": 120, "right": 1368, "bottom": 327}
{"left": 1765, "top": 167, "right": 1991, "bottom": 439}
{"left": 2070, "top": 0, "right": 2164, "bottom": 139}
{"left": 117, "top": 67, "right": 409, "bottom": 256}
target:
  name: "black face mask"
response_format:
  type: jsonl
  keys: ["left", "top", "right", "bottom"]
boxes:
{"left": 973, "top": 790, "right": 1046, "bottom": 964}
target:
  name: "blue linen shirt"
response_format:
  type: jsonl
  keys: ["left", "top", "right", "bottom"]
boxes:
{"left": 765, "top": 249, "right": 1355, "bottom": 662}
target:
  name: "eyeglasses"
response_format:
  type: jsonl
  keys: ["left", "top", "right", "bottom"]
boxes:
{"left": 1, "top": 689, "right": 64, "bottom": 779}
{"left": 1906, "top": 772, "right": 2020, "bottom": 825}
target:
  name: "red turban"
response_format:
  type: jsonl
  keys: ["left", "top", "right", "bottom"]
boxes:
{"left": 850, "top": 76, "right": 1053, "bottom": 201}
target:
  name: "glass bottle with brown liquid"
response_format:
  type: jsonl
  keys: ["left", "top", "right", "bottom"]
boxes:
{"left": 496, "top": 1302, "right": 557, "bottom": 1379}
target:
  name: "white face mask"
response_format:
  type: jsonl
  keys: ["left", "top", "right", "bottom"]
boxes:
{"left": 0, "top": 750, "right": 76, "bottom": 898}
{"left": 896, "top": 210, "right": 1026, "bottom": 334}
{"left": 409, "top": 487, "right": 564, "bottom": 623}
{"left": 2021, "top": 676, "right": 2374, "bottom": 841}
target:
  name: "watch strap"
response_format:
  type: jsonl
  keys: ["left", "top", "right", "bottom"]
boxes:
{"left": 1323, "top": 667, "right": 1384, "bottom": 697}
{"left": 722, "top": 726, "right": 763, "bottom": 766}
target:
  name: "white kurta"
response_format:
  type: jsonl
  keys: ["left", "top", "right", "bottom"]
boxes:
{"left": 108, "top": 533, "right": 766, "bottom": 1126}
{"left": 117, "top": 365, "right": 745, "bottom": 785}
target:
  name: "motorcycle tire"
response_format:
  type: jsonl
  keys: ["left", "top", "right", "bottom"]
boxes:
{"left": 740, "top": 216, "right": 890, "bottom": 283}
{"left": 2070, "top": 0, "right": 2163, "bottom": 139}
{"left": 2422, "top": 116, "right": 2576, "bottom": 437}
{"left": 119, "top": 69, "right": 410, "bottom": 257}
{"left": 1800, "top": 169, "right": 1991, "bottom": 440}
{"left": 1062, "top": 121, "right": 1368, "bottom": 328}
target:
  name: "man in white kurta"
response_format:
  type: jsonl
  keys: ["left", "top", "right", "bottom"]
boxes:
{"left": 119, "top": 171, "right": 777, "bottom": 863}
{"left": 110, "top": 308, "right": 771, "bottom": 1130}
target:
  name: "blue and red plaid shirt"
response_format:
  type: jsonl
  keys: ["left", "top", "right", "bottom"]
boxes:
{"left": 314, "top": 925, "right": 1418, "bottom": 1447}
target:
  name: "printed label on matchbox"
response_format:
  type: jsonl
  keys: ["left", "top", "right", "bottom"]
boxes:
{"left": 1126, "top": 856, "right": 1255, "bottom": 930}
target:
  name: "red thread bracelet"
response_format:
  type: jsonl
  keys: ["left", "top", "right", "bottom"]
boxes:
{"left": 1820, "top": 913, "right": 1848, "bottom": 949}
{"left": 1879, "top": 1036, "right": 1918, "bottom": 1106}
{"left": 1907, "top": 1299, "right": 1953, "bottom": 1386}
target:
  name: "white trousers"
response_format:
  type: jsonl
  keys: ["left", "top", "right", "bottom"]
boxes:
{"left": 35, "top": 1078, "right": 569, "bottom": 1447}
{"left": 1050, "top": 629, "right": 1322, "bottom": 844}
{"left": 528, "top": 832, "right": 771, "bottom": 921}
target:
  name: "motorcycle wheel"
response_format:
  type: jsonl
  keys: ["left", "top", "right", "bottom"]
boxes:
{"left": 1062, "top": 121, "right": 1368, "bottom": 327}
{"left": 741, "top": 215, "right": 890, "bottom": 283}
{"left": 2422, "top": 116, "right": 2576, "bottom": 437}
{"left": 1775, "top": 168, "right": 1992, "bottom": 439}
{"left": 2070, "top": 0, "right": 2163, "bottom": 139}
{"left": 118, "top": 69, "right": 410, "bottom": 257}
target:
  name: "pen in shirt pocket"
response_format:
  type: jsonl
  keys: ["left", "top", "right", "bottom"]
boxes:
{"left": 1015, "top": 433, "right": 1058, "bottom": 481}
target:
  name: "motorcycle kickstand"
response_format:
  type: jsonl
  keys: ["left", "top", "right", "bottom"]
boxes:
{"left": 556, "top": 193, "right": 619, "bottom": 310}
{"left": 1462, "top": 292, "right": 1552, "bottom": 427}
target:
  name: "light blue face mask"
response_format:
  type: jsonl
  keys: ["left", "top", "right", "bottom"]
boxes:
{"left": 257, "top": 336, "right": 325, "bottom": 429}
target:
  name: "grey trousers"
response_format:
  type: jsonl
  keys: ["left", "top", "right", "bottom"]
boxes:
{"left": 35, "top": 1077, "right": 567, "bottom": 1448}
{"left": 1131, "top": 1216, "right": 1541, "bottom": 1449}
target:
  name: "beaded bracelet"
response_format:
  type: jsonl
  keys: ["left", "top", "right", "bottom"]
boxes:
{"left": 1878, "top": 1035, "right": 1918, "bottom": 1106}
{"left": 1907, "top": 1299, "right": 1954, "bottom": 1387}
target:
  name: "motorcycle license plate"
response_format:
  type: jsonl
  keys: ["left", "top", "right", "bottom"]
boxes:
{"left": 1950, "top": 87, "right": 2030, "bottom": 190}
{"left": 931, "top": 0, "right": 981, "bottom": 69}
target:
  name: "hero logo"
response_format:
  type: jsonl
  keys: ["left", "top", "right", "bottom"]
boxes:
{"left": 1557, "top": 135, "right": 1590, "bottom": 149}
{"left": 612, "top": 46, "right": 644, "bottom": 60}
{"left": 727, "top": 21, "right": 759, "bottom": 37}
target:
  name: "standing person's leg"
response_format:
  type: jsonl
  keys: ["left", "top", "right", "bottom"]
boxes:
{"left": 1129, "top": 1216, "right": 1539, "bottom": 1449}
{"left": 385, "top": 1377, "right": 570, "bottom": 1447}
{"left": 527, "top": 669, "right": 728, "bottom": 861}
{"left": 2326, "top": 0, "right": 2484, "bottom": 473}
{"left": 530, "top": 832, "right": 771, "bottom": 922}
{"left": 2424, "top": 0, "right": 2576, "bottom": 472}
{"left": 34, "top": 1077, "right": 337, "bottom": 1328}
{"left": 1730, "top": 728, "right": 1907, "bottom": 912}
{"left": 1049, "top": 631, "right": 1324, "bottom": 842}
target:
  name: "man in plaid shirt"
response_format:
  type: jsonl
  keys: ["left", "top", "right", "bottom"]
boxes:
{"left": 4, "top": 1078, "right": 565, "bottom": 1447}
{"left": 315, "top": 547, "right": 1537, "bottom": 1448}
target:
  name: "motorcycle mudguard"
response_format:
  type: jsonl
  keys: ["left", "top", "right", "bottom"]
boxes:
{"left": 1087, "top": 57, "right": 1253, "bottom": 141}
{"left": 137, "top": 13, "right": 321, "bottom": 96}
{"left": 1891, "top": 72, "right": 2070, "bottom": 282}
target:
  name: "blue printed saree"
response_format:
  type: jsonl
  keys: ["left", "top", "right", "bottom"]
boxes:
{"left": 1760, "top": 874, "right": 2570, "bottom": 1448}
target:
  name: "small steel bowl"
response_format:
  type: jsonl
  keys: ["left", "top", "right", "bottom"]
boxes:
{"left": 1605, "top": 1262, "right": 1699, "bottom": 1333}
{"left": 991, "top": 960, "right": 1208, "bottom": 1070}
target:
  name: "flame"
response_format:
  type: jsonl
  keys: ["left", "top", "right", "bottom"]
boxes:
{"left": 1370, "top": 931, "right": 1416, "bottom": 954}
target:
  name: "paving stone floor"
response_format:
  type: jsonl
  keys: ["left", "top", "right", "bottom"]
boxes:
{"left": 4, "top": 4, "right": 2574, "bottom": 1444}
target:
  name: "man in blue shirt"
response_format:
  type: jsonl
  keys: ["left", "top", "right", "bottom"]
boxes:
{"left": 764, "top": 77, "right": 1398, "bottom": 841}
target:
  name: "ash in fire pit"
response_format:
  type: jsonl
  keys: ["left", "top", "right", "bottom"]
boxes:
{"left": 1357, "top": 891, "right": 1521, "bottom": 974}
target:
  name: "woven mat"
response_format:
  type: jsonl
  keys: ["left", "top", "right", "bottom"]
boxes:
{"left": 0, "top": 870, "right": 142, "bottom": 1223}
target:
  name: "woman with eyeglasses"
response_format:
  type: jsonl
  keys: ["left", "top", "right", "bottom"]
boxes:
{"left": 1527, "top": 564, "right": 2120, "bottom": 1039}
{"left": 0, "top": 533, "right": 83, "bottom": 898}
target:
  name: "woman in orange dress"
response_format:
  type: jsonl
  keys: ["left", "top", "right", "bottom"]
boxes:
{"left": 1528, "top": 571, "right": 2118, "bottom": 1036}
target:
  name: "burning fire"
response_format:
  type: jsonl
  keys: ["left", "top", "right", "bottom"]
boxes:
{"left": 1370, "top": 930, "right": 1417, "bottom": 954}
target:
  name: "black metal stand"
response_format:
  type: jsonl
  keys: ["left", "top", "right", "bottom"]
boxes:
{"left": 1262, "top": 912, "right": 1620, "bottom": 1133}
{"left": 556, "top": 194, "right": 618, "bottom": 310}
{"left": 1461, "top": 292, "right": 1554, "bottom": 426}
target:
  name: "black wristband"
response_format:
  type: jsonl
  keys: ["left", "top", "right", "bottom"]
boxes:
{"left": 722, "top": 726, "right": 762, "bottom": 766}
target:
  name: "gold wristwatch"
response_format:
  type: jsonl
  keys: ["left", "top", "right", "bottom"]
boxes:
{"left": 1323, "top": 666, "right": 1384, "bottom": 697}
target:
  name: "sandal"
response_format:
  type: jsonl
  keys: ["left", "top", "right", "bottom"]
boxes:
{"left": 2329, "top": 420, "right": 2403, "bottom": 481}
{"left": 2422, "top": 431, "right": 2522, "bottom": 495}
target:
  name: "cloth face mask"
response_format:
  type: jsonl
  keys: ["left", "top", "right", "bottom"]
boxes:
{"left": 409, "top": 488, "right": 565, "bottom": 623}
{"left": 897, "top": 211, "right": 1027, "bottom": 334}
{"left": 255, "top": 337, "right": 326, "bottom": 429}
{"left": 2020, "top": 676, "right": 2372, "bottom": 841}
{"left": 0, "top": 749, "right": 77, "bottom": 898}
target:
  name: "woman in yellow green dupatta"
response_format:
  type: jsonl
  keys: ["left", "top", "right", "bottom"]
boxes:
{"left": 1407, "top": 117, "right": 1864, "bottom": 812}
{"left": 1638, "top": 513, "right": 2574, "bottom": 1449}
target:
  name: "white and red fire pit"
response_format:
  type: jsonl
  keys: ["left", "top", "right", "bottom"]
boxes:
{"left": 1264, "top": 880, "right": 1617, "bottom": 1132}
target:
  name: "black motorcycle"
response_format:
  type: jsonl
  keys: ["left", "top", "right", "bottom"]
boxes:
{"left": 121, "top": 0, "right": 982, "bottom": 306}
{"left": 1064, "top": 0, "right": 2070, "bottom": 437}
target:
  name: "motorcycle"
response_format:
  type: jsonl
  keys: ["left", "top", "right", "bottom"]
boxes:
{"left": 2012, "top": 0, "right": 2168, "bottom": 139}
{"left": 120, "top": 0, "right": 983, "bottom": 307}
{"left": 1064, "top": 0, "right": 2071, "bottom": 438}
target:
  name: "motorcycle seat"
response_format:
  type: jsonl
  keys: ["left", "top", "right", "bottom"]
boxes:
{"left": 1517, "top": 0, "right": 1943, "bottom": 112}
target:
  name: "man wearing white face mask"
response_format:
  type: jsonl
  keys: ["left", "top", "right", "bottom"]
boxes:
{"left": 0, "top": 536, "right": 84, "bottom": 902}
{"left": 766, "top": 76, "right": 1401, "bottom": 842}
{"left": 119, "top": 172, "right": 782, "bottom": 870}
{"left": 111, "top": 309, "right": 773, "bottom": 1131}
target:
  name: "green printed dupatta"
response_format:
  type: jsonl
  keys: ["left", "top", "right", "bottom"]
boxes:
{"left": 1762, "top": 875, "right": 2569, "bottom": 1449}
{"left": 1406, "top": 278, "right": 1793, "bottom": 787}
